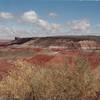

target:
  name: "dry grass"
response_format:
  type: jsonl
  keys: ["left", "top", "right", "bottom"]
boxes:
{"left": 0, "top": 58, "right": 100, "bottom": 100}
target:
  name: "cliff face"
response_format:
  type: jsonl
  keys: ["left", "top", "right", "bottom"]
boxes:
{"left": 1, "top": 36, "right": 100, "bottom": 50}
{"left": 79, "top": 40, "right": 97, "bottom": 50}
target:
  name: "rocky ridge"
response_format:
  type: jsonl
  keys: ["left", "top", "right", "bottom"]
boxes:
{"left": 0, "top": 36, "right": 100, "bottom": 50}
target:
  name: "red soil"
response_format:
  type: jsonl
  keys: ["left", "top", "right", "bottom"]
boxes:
{"left": 46, "top": 53, "right": 77, "bottom": 70}
{"left": 32, "top": 48, "right": 43, "bottom": 52}
{"left": 0, "top": 60, "right": 13, "bottom": 72}
{"left": 50, "top": 48, "right": 66, "bottom": 52}
{"left": 25, "top": 54, "right": 54, "bottom": 65}
{"left": 83, "top": 53, "right": 100, "bottom": 69}
{"left": 61, "top": 50, "right": 80, "bottom": 57}
{"left": 48, "top": 53, "right": 66, "bottom": 64}
{"left": 0, "top": 59, "right": 14, "bottom": 80}
{"left": 61, "top": 50, "right": 100, "bottom": 69}
{"left": 0, "top": 48, "right": 99, "bottom": 80}
{"left": 23, "top": 50, "right": 100, "bottom": 69}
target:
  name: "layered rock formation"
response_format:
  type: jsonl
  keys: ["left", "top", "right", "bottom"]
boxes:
{"left": 0, "top": 36, "right": 100, "bottom": 50}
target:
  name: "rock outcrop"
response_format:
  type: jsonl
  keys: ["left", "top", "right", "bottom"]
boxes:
{"left": 0, "top": 36, "right": 100, "bottom": 50}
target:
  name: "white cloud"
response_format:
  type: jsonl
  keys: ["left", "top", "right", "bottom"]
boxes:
{"left": 37, "top": 19, "right": 61, "bottom": 33}
{"left": 21, "top": 10, "right": 51, "bottom": 31}
{"left": 0, "top": 12, "right": 14, "bottom": 19}
{"left": 21, "top": 10, "right": 38, "bottom": 23}
{"left": 21, "top": 10, "right": 61, "bottom": 33}
{"left": 0, "top": 10, "right": 93, "bottom": 38}
{"left": 48, "top": 12, "right": 58, "bottom": 18}
{"left": 38, "top": 19, "right": 51, "bottom": 30}
{"left": 51, "top": 23, "right": 61, "bottom": 30}
{"left": 67, "top": 19, "right": 90, "bottom": 33}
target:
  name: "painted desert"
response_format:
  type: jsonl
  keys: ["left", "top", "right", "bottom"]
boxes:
{"left": 0, "top": 36, "right": 99, "bottom": 100}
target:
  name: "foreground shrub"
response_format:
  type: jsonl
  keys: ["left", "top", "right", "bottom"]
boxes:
{"left": 0, "top": 58, "right": 100, "bottom": 100}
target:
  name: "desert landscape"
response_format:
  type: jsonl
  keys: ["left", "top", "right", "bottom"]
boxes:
{"left": 0, "top": 0, "right": 100, "bottom": 100}
{"left": 0, "top": 36, "right": 100, "bottom": 100}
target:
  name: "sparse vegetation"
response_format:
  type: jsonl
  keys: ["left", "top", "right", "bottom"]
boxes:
{"left": 0, "top": 49, "right": 34, "bottom": 59}
{"left": 0, "top": 58, "right": 100, "bottom": 100}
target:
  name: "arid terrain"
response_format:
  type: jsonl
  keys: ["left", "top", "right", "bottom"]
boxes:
{"left": 0, "top": 36, "right": 100, "bottom": 100}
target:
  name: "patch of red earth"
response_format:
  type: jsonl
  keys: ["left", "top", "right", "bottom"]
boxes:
{"left": 24, "top": 50, "right": 100, "bottom": 70}
{"left": 47, "top": 53, "right": 77, "bottom": 70}
{"left": 46, "top": 53, "right": 67, "bottom": 68}
{"left": 0, "top": 49, "right": 99, "bottom": 80}
{"left": 47, "top": 53, "right": 65, "bottom": 64}
{"left": 47, "top": 50, "right": 100, "bottom": 69}
{"left": 66, "top": 57, "right": 77, "bottom": 69}
{"left": 61, "top": 50, "right": 100, "bottom": 69}
{"left": 50, "top": 48, "right": 66, "bottom": 52}
{"left": 0, "top": 59, "right": 14, "bottom": 80}
{"left": 83, "top": 53, "right": 100, "bottom": 69}
{"left": 61, "top": 50, "right": 80, "bottom": 57}
{"left": 32, "top": 48, "right": 43, "bottom": 52}
{"left": 59, "top": 50, "right": 80, "bottom": 69}
{"left": 24, "top": 54, "right": 54, "bottom": 65}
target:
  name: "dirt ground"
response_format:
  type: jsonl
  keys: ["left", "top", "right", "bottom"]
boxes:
{"left": 0, "top": 47, "right": 100, "bottom": 79}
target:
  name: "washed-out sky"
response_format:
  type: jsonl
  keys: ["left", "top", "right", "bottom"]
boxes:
{"left": 0, "top": 0, "right": 100, "bottom": 39}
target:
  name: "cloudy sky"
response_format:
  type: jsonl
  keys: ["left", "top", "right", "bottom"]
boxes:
{"left": 0, "top": 0, "right": 100, "bottom": 39}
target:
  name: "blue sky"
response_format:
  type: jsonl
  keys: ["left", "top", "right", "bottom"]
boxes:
{"left": 0, "top": 0, "right": 100, "bottom": 39}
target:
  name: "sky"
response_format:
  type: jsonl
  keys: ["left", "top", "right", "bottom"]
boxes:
{"left": 0, "top": 0, "right": 100, "bottom": 39}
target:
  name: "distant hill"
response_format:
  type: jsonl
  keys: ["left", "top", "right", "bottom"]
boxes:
{"left": 8, "top": 36, "right": 100, "bottom": 50}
